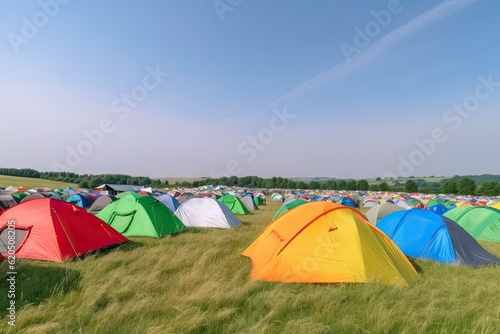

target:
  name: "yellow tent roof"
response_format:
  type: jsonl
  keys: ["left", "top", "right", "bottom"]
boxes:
{"left": 242, "top": 202, "right": 418, "bottom": 286}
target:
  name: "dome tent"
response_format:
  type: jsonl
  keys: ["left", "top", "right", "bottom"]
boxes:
{"left": 88, "top": 195, "right": 116, "bottom": 215}
{"left": 365, "top": 203, "right": 406, "bottom": 226}
{"left": 378, "top": 209, "right": 500, "bottom": 266}
{"left": 155, "top": 193, "right": 181, "bottom": 213}
{"left": 218, "top": 194, "right": 250, "bottom": 215}
{"left": 97, "top": 192, "right": 185, "bottom": 238}
{"left": 444, "top": 206, "right": 500, "bottom": 242}
{"left": 272, "top": 199, "right": 308, "bottom": 220}
{"left": 0, "top": 199, "right": 128, "bottom": 263}
{"left": 175, "top": 197, "right": 241, "bottom": 228}
{"left": 242, "top": 202, "right": 418, "bottom": 286}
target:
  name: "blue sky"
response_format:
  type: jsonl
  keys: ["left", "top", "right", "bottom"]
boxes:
{"left": 2, "top": 0, "right": 500, "bottom": 179}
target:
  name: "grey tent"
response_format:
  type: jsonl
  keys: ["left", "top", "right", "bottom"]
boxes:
{"left": 241, "top": 196, "right": 259, "bottom": 211}
{"left": 176, "top": 193, "right": 199, "bottom": 204}
{"left": 88, "top": 195, "right": 116, "bottom": 215}
{"left": 0, "top": 192, "right": 20, "bottom": 210}
{"left": 365, "top": 203, "right": 406, "bottom": 225}
{"left": 21, "top": 193, "right": 48, "bottom": 203}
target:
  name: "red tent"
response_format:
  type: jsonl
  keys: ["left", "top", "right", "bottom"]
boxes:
{"left": 0, "top": 198, "right": 129, "bottom": 263}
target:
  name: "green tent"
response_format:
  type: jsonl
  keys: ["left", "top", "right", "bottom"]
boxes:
{"left": 427, "top": 198, "right": 456, "bottom": 208}
{"left": 272, "top": 199, "right": 308, "bottom": 220}
{"left": 254, "top": 196, "right": 264, "bottom": 206}
{"left": 444, "top": 206, "right": 500, "bottom": 242}
{"left": 218, "top": 194, "right": 250, "bottom": 215}
{"left": 12, "top": 192, "right": 28, "bottom": 201}
{"left": 97, "top": 192, "right": 185, "bottom": 238}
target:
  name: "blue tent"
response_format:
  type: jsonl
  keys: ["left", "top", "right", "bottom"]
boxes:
{"left": 429, "top": 204, "right": 449, "bottom": 215}
{"left": 377, "top": 209, "right": 500, "bottom": 266}
{"left": 156, "top": 194, "right": 180, "bottom": 213}
{"left": 66, "top": 193, "right": 93, "bottom": 208}
{"left": 341, "top": 197, "right": 357, "bottom": 208}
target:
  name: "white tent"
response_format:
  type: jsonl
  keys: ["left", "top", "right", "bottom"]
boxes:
{"left": 363, "top": 198, "right": 379, "bottom": 208}
{"left": 174, "top": 198, "right": 242, "bottom": 228}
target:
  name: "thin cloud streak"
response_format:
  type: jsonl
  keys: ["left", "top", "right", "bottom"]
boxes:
{"left": 264, "top": 0, "right": 477, "bottom": 110}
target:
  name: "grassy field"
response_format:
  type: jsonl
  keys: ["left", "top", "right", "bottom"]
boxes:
{"left": 0, "top": 175, "right": 78, "bottom": 190}
{"left": 1, "top": 200, "right": 499, "bottom": 333}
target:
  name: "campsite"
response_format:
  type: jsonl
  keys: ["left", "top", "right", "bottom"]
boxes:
{"left": 1, "top": 176, "right": 500, "bottom": 333}
{"left": 3, "top": 1, "right": 500, "bottom": 333}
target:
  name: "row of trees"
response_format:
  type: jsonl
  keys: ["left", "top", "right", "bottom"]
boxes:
{"left": 37, "top": 171, "right": 168, "bottom": 189}
{"left": 0, "top": 168, "right": 41, "bottom": 178}
{"left": 1, "top": 167, "right": 499, "bottom": 196}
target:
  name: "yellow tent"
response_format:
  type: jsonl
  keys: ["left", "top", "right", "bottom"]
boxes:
{"left": 489, "top": 202, "right": 500, "bottom": 210}
{"left": 242, "top": 202, "right": 418, "bottom": 286}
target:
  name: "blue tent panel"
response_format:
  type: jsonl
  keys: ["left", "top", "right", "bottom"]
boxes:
{"left": 377, "top": 209, "right": 500, "bottom": 266}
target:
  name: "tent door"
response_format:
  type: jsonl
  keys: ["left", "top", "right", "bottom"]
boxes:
{"left": 108, "top": 211, "right": 136, "bottom": 233}
{"left": 0, "top": 227, "right": 30, "bottom": 254}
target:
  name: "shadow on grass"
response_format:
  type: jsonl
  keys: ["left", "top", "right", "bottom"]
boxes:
{"left": 184, "top": 227, "right": 211, "bottom": 234}
{"left": 79, "top": 241, "right": 144, "bottom": 261}
{"left": 0, "top": 261, "right": 82, "bottom": 315}
{"left": 408, "top": 257, "right": 424, "bottom": 274}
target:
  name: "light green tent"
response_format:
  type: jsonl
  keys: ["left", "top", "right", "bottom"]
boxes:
{"left": 444, "top": 206, "right": 500, "bottom": 242}
{"left": 272, "top": 199, "right": 308, "bottom": 220}
{"left": 427, "top": 198, "right": 457, "bottom": 208}
{"left": 218, "top": 194, "right": 250, "bottom": 215}
{"left": 97, "top": 192, "right": 185, "bottom": 238}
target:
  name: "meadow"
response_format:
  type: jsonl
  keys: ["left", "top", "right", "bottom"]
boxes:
{"left": 0, "top": 175, "right": 77, "bottom": 191}
{"left": 1, "top": 198, "right": 499, "bottom": 333}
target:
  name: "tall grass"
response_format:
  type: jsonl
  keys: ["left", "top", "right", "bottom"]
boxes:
{"left": 1, "top": 200, "right": 499, "bottom": 333}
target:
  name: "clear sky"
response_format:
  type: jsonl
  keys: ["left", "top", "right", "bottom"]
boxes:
{"left": 2, "top": 0, "right": 500, "bottom": 179}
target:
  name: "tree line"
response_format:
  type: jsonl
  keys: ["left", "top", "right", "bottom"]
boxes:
{"left": 1, "top": 167, "right": 499, "bottom": 196}
{"left": 0, "top": 168, "right": 166, "bottom": 188}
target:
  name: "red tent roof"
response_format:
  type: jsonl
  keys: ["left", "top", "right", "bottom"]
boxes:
{"left": 0, "top": 198, "right": 128, "bottom": 263}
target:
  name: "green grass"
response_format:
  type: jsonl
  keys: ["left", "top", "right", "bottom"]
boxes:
{"left": 0, "top": 175, "right": 78, "bottom": 190}
{"left": 1, "top": 200, "right": 499, "bottom": 333}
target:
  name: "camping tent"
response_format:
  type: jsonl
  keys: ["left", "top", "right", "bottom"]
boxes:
{"left": 20, "top": 192, "right": 47, "bottom": 203}
{"left": 254, "top": 196, "right": 264, "bottom": 206}
{"left": 241, "top": 196, "right": 259, "bottom": 211}
{"left": 0, "top": 198, "right": 128, "bottom": 263}
{"left": 0, "top": 192, "right": 20, "bottom": 210}
{"left": 66, "top": 193, "right": 94, "bottom": 208}
{"left": 175, "top": 198, "right": 241, "bottom": 228}
{"left": 155, "top": 194, "right": 180, "bottom": 213}
{"left": 341, "top": 197, "right": 358, "bottom": 208}
{"left": 377, "top": 209, "right": 500, "bottom": 266}
{"left": 363, "top": 198, "right": 379, "bottom": 208}
{"left": 365, "top": 203, "right": 406, "bottom": 225}
{"left": 242, "top": 202, "right": 419, "bottom": 285}
{"left": 88, "top": 195, "right": 116, "bottom": 215}
{"left": 218, "top": 194, "right": 250, "bottom": 215}
{"left": 444, "top": 207, "right": 500, "bottom": 242}
{"left": 271, "top": 193, "right": 283, "bottom": 201}
{"left": 97, "top": 192, "right": 185, "bottom": 238}
{"left": 272, "top": 199, "right": 308, "bottom": 220}
{"left": 176, "top": 193, "right": 199, "bottom": 204}
{"left": 429, "top": 204, "right": 449, "bottom": 215}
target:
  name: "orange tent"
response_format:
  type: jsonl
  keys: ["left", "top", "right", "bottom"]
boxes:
{"left": 242, "top": 202, "right": 418, "bottom": 285}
